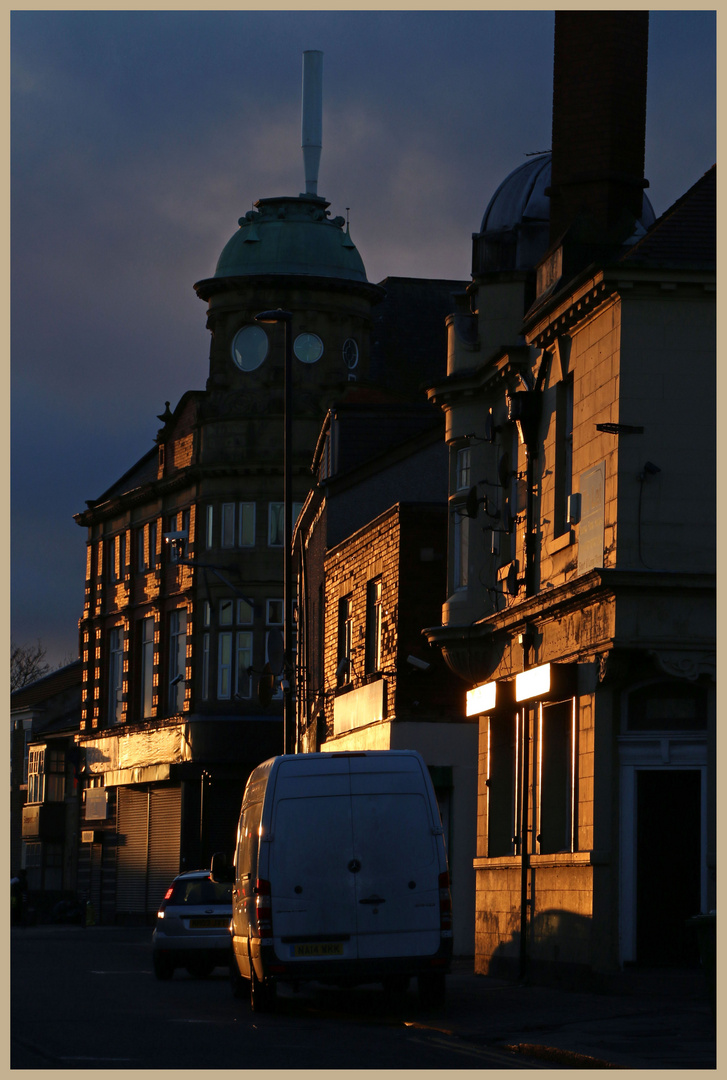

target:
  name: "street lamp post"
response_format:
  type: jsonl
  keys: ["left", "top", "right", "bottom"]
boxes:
{"left": 255, "top": 310, "right": 294, "bottom": 755}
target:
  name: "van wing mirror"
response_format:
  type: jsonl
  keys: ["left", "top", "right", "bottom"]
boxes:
{"left": 210, "top": 851, "right": 235, "bottom": 883}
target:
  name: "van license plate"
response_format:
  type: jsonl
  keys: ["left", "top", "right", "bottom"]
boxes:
{"left": 293, "top": 942, "right": 344, "bottom": 957}
{"left": 189, "top": 918, "right": 229, "bottom": 928}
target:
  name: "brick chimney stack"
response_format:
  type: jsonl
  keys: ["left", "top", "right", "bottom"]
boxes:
{"left": 548, "top": 10, "right": 650, "bottom": 249}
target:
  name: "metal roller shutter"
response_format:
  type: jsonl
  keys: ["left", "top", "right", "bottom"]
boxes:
{"left": 147, "top": 788, "right": 181, "bottom": 912}
{"left": 116, "top": 786, "right": 181, "bottom": 917}
{"left": 116, "top": 788, "right": 149, "bottom": 914}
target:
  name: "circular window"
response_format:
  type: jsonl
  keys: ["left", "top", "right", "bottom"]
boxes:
{"left": 294, "top": 332, "right": 324, "bottom": 364}
{"left": 231, "top": 325, "right": 269, "bottom": 372}
{"left": 342, "top": 338, "right": 359, "bottom": 369}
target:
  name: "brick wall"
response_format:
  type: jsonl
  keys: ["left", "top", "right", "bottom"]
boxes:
{"left": 322, "top": 503, "right": 452, "bottom": 739}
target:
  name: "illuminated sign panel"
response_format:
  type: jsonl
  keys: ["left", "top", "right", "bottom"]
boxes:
{"left": 466, "top": 680, "right": 498, "bottom": 717}
{"left": 515, "top": 663, "right": 552, "bottom": 702}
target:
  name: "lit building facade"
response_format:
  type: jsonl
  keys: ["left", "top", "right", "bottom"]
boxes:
{"left": 426, "top": 12, "right": 715, "bottom": 981}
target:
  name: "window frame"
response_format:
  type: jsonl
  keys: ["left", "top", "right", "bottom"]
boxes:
{"left": 27, "top": 746, "right": 46, "bottom": 805}
{"left": 217, "top": 630, "right": 233, "bottom": 700}
{"left": 235, "top": 630, "right": 253, "bottom": 700}
{"left": 239, "top": 502, "right": 256, "bottom": 548}
{"left": 365, "top": 577, "right": 383, "bottom": 674}
{"left": 453, "top": 512, "right": 469, "bottom": 591}
{"left": 168, "top": 608, "right": 187, "bottom": 713}
{"left": 456, "top": 446, "right": 471, "bottom": 492}
{"left": 337, "top": 595, "right": 353, "bottom": 686}
{"left": 266, "top": 599, "right": 283, "bottom": 626}
{"left": 535, "top": 698, "right": 577, "bottom": 856}
{"left": 553, "top": 374, "right": 574, "bottom": 538}
{"left": 108, "top": 626, "right": 124, "bottom": 724}
{"left": 140, "top": 616, "right": 155, "bottom": 719}
{"left": 221, "top": 503, "right": 236, "bottom": 549}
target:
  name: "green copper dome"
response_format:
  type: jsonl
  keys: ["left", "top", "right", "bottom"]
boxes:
{"left": 214, "top": 194, "right": 368, "bottom": 283}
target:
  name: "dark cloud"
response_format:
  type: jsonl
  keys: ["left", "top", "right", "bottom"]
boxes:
{"left": 11, "top": 10, "right": 716, "bottom": 668}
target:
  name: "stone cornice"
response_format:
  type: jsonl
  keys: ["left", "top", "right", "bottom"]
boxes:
{"left": 194, "top": 272, "right": 386, "bottom": 305}
{"left": 427, "top": 345, "right": 531, "bottom": 407}
{"left": 524, "top": 264, "right": 715, "bottom": 349}
{"left": 425, "top": 568, "right": 715, "bottom": 683}
{"left": 475, "top": 568, "right": 714, "bottom": 635}
{"left": 75, "top": 460, "right": 310, "bottom": 527}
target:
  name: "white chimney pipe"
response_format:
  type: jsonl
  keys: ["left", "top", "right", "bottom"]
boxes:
{"left": 302, "top": 50, "right": 323, "bottom": 196}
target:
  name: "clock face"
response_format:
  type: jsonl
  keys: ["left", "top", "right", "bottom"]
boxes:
{"left": 294, "top": 332, "right": 324, "bottom": 365}
{"left": 342, "top": 338, "right": 359, "bottom": 369}
{"left": 231, "top": 325, "right": 268, "bottom": 372}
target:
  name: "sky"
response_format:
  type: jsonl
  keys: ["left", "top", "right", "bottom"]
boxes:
{"left": 10, "top": 9, "right": 716, "bottom": 670}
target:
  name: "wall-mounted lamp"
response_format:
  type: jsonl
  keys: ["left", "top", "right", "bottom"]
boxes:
{"left": 639, "top": 460, "right": 661, "bottom": 481}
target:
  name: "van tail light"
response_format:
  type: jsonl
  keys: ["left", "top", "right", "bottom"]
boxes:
{"left": 438, "top": 871, "right": 453, "bottom": 937}
{"left": 255, "top": 878, "right": 273, "bottom": 939}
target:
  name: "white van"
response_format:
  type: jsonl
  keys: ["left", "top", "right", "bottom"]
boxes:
{"left": 228, "top": 750, "right": 452, "bottom": 1011}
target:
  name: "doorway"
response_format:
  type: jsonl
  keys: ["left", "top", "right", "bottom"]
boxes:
{"left": 635, "top": 769, "right": 701, "bottom": 967}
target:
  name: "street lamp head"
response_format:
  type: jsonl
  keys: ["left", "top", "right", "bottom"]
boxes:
{"left": 255, "top": 309, "right": 293, "bottom": 324}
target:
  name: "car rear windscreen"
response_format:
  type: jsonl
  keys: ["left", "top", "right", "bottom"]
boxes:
{"left": 171, "top": 877, "right": 232, "bottom": 905}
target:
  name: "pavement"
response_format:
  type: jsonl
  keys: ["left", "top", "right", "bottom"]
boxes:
{"left": 12, "top": 924, "right": 717, "bottom": 1069}
{"left": 434, "top": 957, "right": 717, "bottom": 1070}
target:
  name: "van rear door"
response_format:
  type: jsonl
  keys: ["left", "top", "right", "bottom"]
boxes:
{"left": 268, "top": 757, "right": 357, "bottom": 960}
{"left": 349, "top": 754, "right": 442, "bottom": 959}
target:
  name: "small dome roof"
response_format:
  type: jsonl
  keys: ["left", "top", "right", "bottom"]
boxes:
{"left": 480, "top": 153, "right": 552, "bottom": 234}
{"left": 475, "top": 152, "right": 656, "bottom": 273}
{"left": 213, "top": 194, "right": 368, "bottom": 283}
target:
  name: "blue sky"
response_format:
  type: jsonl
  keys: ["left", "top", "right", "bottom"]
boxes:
{"left": 11, "top": 10, "right": 716, "bottom": 668}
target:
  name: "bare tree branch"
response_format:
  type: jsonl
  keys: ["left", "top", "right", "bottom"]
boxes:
{"left": 10, "top": 640, "right": 51, "bottom": 693}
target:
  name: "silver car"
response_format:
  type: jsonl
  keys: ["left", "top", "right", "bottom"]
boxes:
{"left": 152, "top": 869, "right": 232, "bottom": 980}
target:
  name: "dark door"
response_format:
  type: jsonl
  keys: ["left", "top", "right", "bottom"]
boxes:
{"left": 636, "top": 769, "right": 701, "bottom": 966}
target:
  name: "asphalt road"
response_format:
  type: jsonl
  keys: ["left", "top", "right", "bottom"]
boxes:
{"left": 11, "top": 925, "right": 541, "bottom": 1071}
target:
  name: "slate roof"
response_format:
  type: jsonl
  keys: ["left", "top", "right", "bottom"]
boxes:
{"left": 332, "top": 401, "right": 443, "bottom": 481}
{"left": 621, "top": 165, "right": 716, "bottom": 269}
{"left": 370, "top": 276, "right": 468, "bottom": 396}
{"left": 11, "top": 660, "right": 82, "bottom": 713}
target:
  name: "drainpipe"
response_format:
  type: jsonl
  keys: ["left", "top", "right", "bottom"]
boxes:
{"left": 519, "top": 700, "right": 530, "bottom": 980}
{"left": 518, "top": 628, "right": 536, "bottom": 982}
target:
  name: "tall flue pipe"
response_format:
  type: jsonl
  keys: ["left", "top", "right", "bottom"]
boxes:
{"left": 302, "top": 50, "right": 323, "bottom": 195}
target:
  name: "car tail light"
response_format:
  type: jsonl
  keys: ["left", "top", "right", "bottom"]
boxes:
{"left": 438, "top": 871, "right": 452, "bottom": 937}
{"left": 254, "top": 878, "right": 273, "bottom": 939}
{"left": 157, "top": 885, "right": 174, "bottom": 918}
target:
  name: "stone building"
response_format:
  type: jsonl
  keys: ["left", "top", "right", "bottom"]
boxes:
{"left": 293, "top": 396, "right": 478, "bottom": 953}
{"left": 72, "top": 90, "right": 388, "bottom": 921}
{"left": 11, "top": 662, "right": 83, "bottom": 916}
{"left": 70, "top": 59, "right": 468, "bottom": 923}
{"left": 425, "top": 12, "right": 715, "bottom": 981}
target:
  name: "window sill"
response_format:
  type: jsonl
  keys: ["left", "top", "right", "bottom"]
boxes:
{"left": 548, "top": 529, "right": 574, "bottom": 555}
{"left": 473, "top": 850, "right": 609, "bottom": 870}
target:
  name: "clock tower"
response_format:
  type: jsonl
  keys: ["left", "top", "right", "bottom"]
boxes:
{"left": 193, "top": 53, "right": 384, "bottom": 476}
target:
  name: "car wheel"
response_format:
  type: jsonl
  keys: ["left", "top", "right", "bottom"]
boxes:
{"left": 186, "top": 959, "right": 215, "bottom": 979}
{"left": 250, "top": 962, "right": 274, "bottom": 1012}
{"left": 153, "top": 953, "right": 175, "bottom": 981}
{"left": 417, "top": 971, "right": 445, "bottom": 1009}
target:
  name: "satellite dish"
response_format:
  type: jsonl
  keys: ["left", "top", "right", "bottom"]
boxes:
{"left": 506, "top": 564, "right": 520, "bottom": 597}
{"left": 465, "top": 486, "right": 479, "bottom": 519}
{"left": 267, "top": 628, "right": 284, "bottom": 675}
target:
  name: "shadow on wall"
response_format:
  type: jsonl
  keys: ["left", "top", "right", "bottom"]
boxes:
{"left": 486, "top": 908, "right": 597, "bottom": 990}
